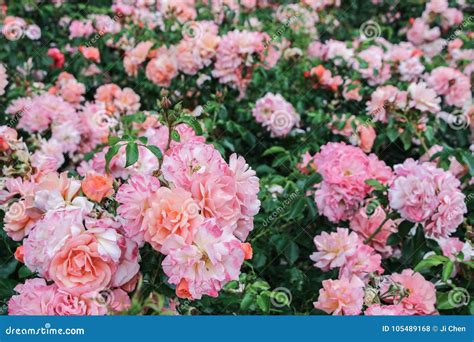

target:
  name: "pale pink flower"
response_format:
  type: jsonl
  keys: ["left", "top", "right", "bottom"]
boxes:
{"left": 389, "top": 159, "right": 466, "bottom": 237}
{"left": 0, "top": 63, "right": 8, "bottom": 95}
{"left": 69, "top": 19, "right": 94, "bottom": 39}
{"left": 383, "top": 269, "right": 437, "bottom": 315}
{"left": 364, "top": 304, "right": 410, "bottom": 315}
{"left": 162, "top": 219, "right": 245, "bottom": 299}
{"left": 114, "top": 88, "right": 141, "bottom": 114}
{"left": 252, "top": 93, "right": 300, "bottom": 137}
{"left": 212, "top": 30, "right": 267, "bottom": 98}
{"left": 427, "top": 67, "right": 471, "bottom": 108}
{"left": 425, "top": 0, "right": 448, "bottom": 14}
{"left": 162, "top": 141, "right": 227, "bottom": 189}
{"left": 399, "top": 57, "right": 424, "bottom": 82}
{"left": 354, "top": 46, "right": 391, "bottom": 86}
{"left": 350, "top": 205, "right": 397, "bottom": 258}
{"left": 23, "top": 208, "right": 86, "bottom": 277}
{"left": 116, "top": 174, "right": 161, "bottom": 244}
{"left": 314, "top": 276, "right": 365, "bottom": 315}
{"left": 437, "top": 237, "right": 472, "bottom": 261}
{"left": 407, "top": 19, "right": 440, "bottom": 45}
{"left": 408, "top": 82, "right": 441, "bottom": 113}
{"left": 314, "top": 142, "right": 392, "bottom": 222}
{"left": 310, "top": 228, "right": 359, "bottom": 271}
{"left": 366, "top": 85, "right": 407, "bottom": 123}
{"left": 8, "top": 278, "right": 56, "bottom": 315}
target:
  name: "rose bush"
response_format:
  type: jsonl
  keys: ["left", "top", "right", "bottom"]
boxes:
{"left": 0, "top": 0, "right": 472, "bottom": 316}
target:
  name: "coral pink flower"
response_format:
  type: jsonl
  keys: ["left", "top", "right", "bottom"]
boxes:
{"left": 3, "top": 200, "right": 37, "bottom": 241}
{"left": 47, "top": 48, "right": 65, "bottom": 68}
{"left": 49, "top": 232, "right": 116, "bottom": 295}
{"left": 81, "top": 172, "right": 114, "bottom": 202}
{"left": 145, "top": 46, "right": 178, "bottom": 87}
{"left": 314, "top": 276, "right": 365, "bottom": 315}
{"left": 79, "top": 46, "right": 101, "bottom": 63}
{"left": 124, "top": 41, "right": 153, "bottom": 77}
{"left": 114, "top": 88, "right": 141, "bottom": 114}
{"left": 51, "top": 290, "right": 107, "bottom": 315}
{"left": 143, "top": 187, "right": 203, "bottom": 253}
{"left": 383, "top": 269, "right": 437, "bottom": 315}
{"left": 310, "top": 228, "right": 359, "bottom": 271}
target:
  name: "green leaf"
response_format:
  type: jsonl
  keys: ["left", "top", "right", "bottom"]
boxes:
{"left": 18, "top": 265, "right": 34, "bottom": 278}
{"left": 125, "top": 142, "right": 139, "bottom": 168}
{"left": 263, "top": 146, "right": 287, "bottom": 156}
{"left": 240, "top": 292, "right": 254, "bottom": 311}
{"left": 442, "top": 260, "right": 454, "bottom": 281}
{"left": 414, "top": 255, "right": 448, "bottom": 272}
{"left": 105, "top": 144, "right": 121, "bottom": 173}
{"left": 0, "top": 279, "right": 18, "bottom": 299}
{"left": 122, "top": 112, "right": 146, "bottom": 124}
{"left": 398, "top": 220, "right": 415, "bottom": 237}
{"left": 284, "top": 241, "right": 300, "bottom": 265}
{"left": 365, "top": 179, "right": 385, "bottom": 191}
{"left": 0, "top": 259, "right": 18, "bottom": 278}
{"left": 256, "top": 294, "right": 270, "bottom": 312}
{"left": 177, "top": 116, "right": 202, "bottom": 135}
{"left": 170, "top": 130, "right": 181, "bottom": 142}
{"left": 138, "top": 136, "right": 148, "bottom": 144}
{"left": 462, "top": 152, "right": 474, "bottom": 176}
{"left": 145, "top": 145, "right": 163, "bottom": 163}
{"left": 108, "top": 136, "right": 121, "bottom": 145}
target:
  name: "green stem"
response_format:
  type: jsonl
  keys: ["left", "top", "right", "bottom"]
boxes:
{"left": 364, "top": 216, "right": 390, "bottom": 244}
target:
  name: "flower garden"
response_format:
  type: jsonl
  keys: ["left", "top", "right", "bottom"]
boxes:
{"left": 0, "top": 0, "right": 472, "bottom": 316}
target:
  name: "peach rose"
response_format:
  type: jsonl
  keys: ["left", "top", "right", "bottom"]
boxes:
{"left": 14, "top": 245, "right": 24, "bottom": 263}
{"left": 176, "top": 279, "right": 192, "bottom": 300}
{"left": 79, "top": 46, "right": 101, "bottom": 63}
{"left": 143, "top": 187, "right": 203, "bottom": 253}
{"left": 49, "top": 233, "right": 115, "bottom": 295}
{"left": 241, "top": 242, "right": 253, "bottom": 260}
{"left": 81, "top": 172, "right": 114, "bottom": 202}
